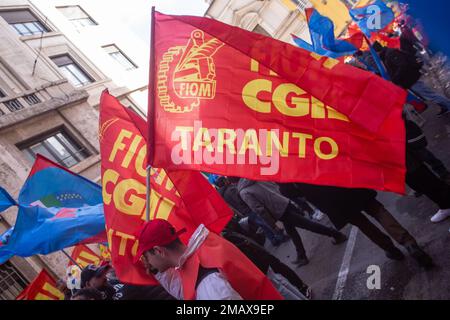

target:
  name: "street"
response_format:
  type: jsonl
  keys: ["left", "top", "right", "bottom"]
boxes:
{"left": 269, "top": 104, "right": 450, "bottom": 300}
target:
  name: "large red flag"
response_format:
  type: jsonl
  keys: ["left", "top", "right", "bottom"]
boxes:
{"left": 16, "top": 269, "right": 64, "bottom": 300}
{"left": 99, "top": 91, "right": 232, "bottom": 285}
{"left": 148, "top": 11, "right": 407, "bottom": 194}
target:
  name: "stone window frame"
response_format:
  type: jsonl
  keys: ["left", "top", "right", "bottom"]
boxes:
{"left": 16, "top": 125, "right": 91, "bottom": 168}
{"left": 0, "top": 5, "right": 58, "bottom": 37}
{"left": 102, "top": 44, "right": 138, "bottom": 71}
{"left": 56, "top": 5, "right": 98, "bottom": 28}
{"left": 51, "top": 54, "right": 94, "bottom": 87}
{"left": 42, "top": 43, "right": 107, "bottom": 88}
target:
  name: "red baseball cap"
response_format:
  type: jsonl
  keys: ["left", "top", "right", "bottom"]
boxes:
{"left": 133, "top": 219, "right": 186, "bottom": 264}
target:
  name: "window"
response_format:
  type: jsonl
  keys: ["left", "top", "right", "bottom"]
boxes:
{"left": 19, "top": 130, "right": 90, "bottom": 168}
{"left": 57, "top": 6, "right": 97, "bottom": 28}
{"left": 51, "top": 55, "right": 93, "bottom": 87}
{"left": 0, "top": 89, "right": 5, "bottom": 98}
{"left": 252, "top": 25, "right": 271, "bottom": 37}
{"left": 103, "top": 45, "right": 138, "bottom": 71}
{"left": 23, "top": 93, "right": 40, "bottom": 105}
{"left": 4, "top": 99, "right": 24, "bottom": 112}
{"left": 0, "top": 10, "right": 49, "bottom": 36}
{"left": 0, "top": 262, "right": 29, "bottom": 300}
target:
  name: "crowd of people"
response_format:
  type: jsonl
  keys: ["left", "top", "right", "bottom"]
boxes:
{"left": 61, "top": 24, "right": 450, "bottom": 301}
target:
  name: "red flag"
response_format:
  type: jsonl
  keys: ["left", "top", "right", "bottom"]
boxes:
{"left": 180, "top": 230, "right": 283, "bottom": 300}
{"left": 370, "top": 32, "right": 401, "bottom": 49}
{"left": 68, "top": 244, "right": 102, "bottom": 268}
{"left": 99, "top": 91, "right": 233, "bottom": 285}
{"left": 148, "top": 11, "right": 407, "bottom": 193}
{"left": 16, "top": 269, "right": 64, "bottom": 300}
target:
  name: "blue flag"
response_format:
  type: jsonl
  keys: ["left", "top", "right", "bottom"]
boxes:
{"left": 405, "top": 0, "right": 450, "bottom": 56}
{"left": 0, "top": 155, "right": 106, "bottom": 264}
{"left": 0, "top": 187, "right": 15, "bottom": 213}
{"left": 292, "top": 9, "right": 360, "bottom": 58}
{"left": 350, "top": 0, "right": 395, "bottom": 37}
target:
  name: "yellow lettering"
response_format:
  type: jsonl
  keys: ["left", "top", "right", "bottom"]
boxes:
{"left": 273, "top": 83, "right": 309, "bottom": 116}
{"left": 242, "top": 79, "right": 272, "bottom": 113}
{"left": 217, "top": 128, "right": 236, "bottom": 154}
{"left": 250, "top": 59, "right": 259, "bottom": 73}
{"left": 113, "top": 179, "right": 146, "bottom": 216}
{"left": 175, "top": 126, "right": 194, "bottom": 151}
{"left": 266, "top": 131, "right": 290, "bottom": 157}
{"left": 327, "top": 106, "right": 349, "bottom": 122}
{"left": 292, "top": 133, "right": 313, "bottom": 158}
{"left": 121, "top": 135, "right": 142, "bottom": 169}
{"left": 102, "top": 169, "right": 119, "bottom": 205}
{"left": 314, "top": 137, "right": 339, "bottom": 160}
{"left": 109, "top": 129, "right": 132, "bottom": 163}
{"left": 193, "top": 128, "right": 214, "bottom": 152}
{"left": 238, "top": 129, "right": 262, "bottom": 156}
{"left": 115, "top": 231, "right": 135, "bottom": 256}
{"left": 311, "top": 97, "right": 326, "bottom": 119}
{"left": 135, "top": 145, "right": 147, "bottom": 178}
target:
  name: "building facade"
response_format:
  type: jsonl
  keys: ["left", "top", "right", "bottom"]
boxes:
{"left": 0, "top": 0, "right": 149, "bottom": 298}
{"left": 204, "top": 0, "right": 372, "bottom": 44}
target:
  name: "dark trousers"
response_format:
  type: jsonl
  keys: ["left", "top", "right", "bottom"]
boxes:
{"left": 406, "top": 164, "right": 450, "bottom": 209}
{"left": 364, "top": 199, "right": 417, "bottom": 247}
{"left": 269, "top": 256, "right": 309, "bottom": 295}
{"left": 248, "top": 212, "right": 283, "bottom": 244}
{"left": 346, "top": 213, "right": 397, "bottom": 252}
{"left": 291, "top": 197, "right": 315, "bottom": 216}
{"left": 416, "top": 148, "right": 449, "bottom": 179}
{"left": 280, "top": 203, "right": 340, "bottom": 257}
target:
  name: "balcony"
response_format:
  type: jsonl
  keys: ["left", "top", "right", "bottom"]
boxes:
{"left": 0, "top": 80, "right": 89, "bottom": 130}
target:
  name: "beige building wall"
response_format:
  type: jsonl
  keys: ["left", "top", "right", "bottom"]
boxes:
{"left": 205, "top": 0, "right": 312, "bottom": 45}
{"left": 0, "top": 0, "right": 149, "bottom": 294}
{"left": 205, "top": 0, "right": 373, "bottom": 44}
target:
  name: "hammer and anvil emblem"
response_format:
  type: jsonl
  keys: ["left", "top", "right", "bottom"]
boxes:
{"left": 157, "top": 30, "right": 224, "bottom": 113}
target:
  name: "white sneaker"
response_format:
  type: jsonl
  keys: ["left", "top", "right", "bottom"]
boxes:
{"left": 312, "top": 210, "right": 324, "bottom": 221}
{"left": 430, "top": 209, "right": 450, "bottom": 223}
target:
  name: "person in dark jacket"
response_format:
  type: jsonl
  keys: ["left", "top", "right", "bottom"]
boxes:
{"left": 238, "top": 179, "right": 347, "bottom": 267}
{"left": 216, "top": 176, "right": 288, "bottom": 246}
{"left": 405, "top": 120, "right": 450, "bottom": 182}
{"left": 106, "top": 266, "right": 175, "bottom": 300}
{"left": 399, "top": 21, "right": 423, "bottom": 56}
{"left": 374, "top": 42, "right": 450, "bottom": 115}
{"left": 405, "top": 120, "right": 450, "bottom": 225}
{"left": 70, "top": 287, "right": 104, "bottom": 300}
{"left": 279, "top": 183, "right": 434, "bottom": 269}
{"left": 222, "top": 228, "right": 311, "bottom": 299}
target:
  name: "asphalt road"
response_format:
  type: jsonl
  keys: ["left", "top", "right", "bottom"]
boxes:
{"left": 267, "top": 104, "right": 450, "bottom": 300}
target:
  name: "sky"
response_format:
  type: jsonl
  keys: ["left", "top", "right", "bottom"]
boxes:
{"left": 89, "top": 0, "right": 209, "bottom": 44}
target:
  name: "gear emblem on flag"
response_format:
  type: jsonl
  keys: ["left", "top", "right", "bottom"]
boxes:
{"left": 157, "top": 30, "right": 224, "bottom": 113}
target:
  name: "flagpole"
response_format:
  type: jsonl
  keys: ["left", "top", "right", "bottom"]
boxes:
{"left": 146, "top": 166, "right": 151, "bottom": 221}
{"left": 61, "top": 249, "right": 82, "bottom": 270}
{"left": 362, "top": 34, "right": 390, "bottom": 80}
{"left": 146, "top": 6, "right": 156, "bottom": 222}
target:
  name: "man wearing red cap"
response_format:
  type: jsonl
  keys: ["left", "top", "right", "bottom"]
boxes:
{"left": 134, "top": 219, "right": 283, "bottom": 300}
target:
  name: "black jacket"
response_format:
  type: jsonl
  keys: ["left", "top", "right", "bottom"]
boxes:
{"left": 379, "top": 47, "right": 423, "bottom": 89}
{"left": 279, "top": 183, "right": 377, "bottom": 230}
{"left": 218, "top": 184, "right": 253, "bottom": 216}
{"left": 405, "top": 120, "right": 427, "bottom": 172}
